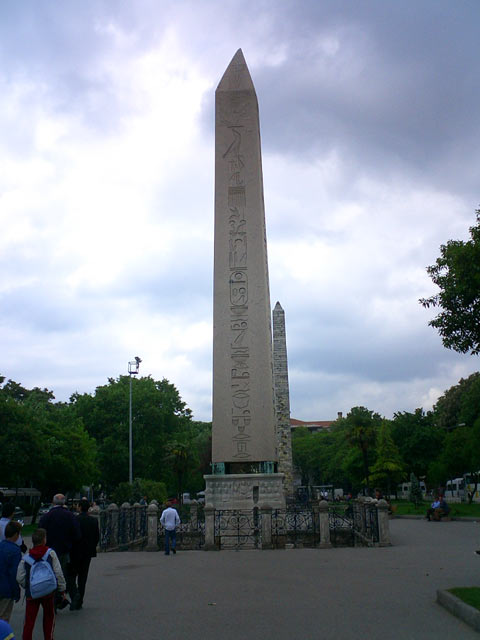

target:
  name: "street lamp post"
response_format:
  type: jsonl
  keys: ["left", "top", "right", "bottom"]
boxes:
{"left": 128, "top": 356, "right": 142, "bottom": 484}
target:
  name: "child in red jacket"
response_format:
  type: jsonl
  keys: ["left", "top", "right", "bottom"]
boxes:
{"left": 16, "top": 528, "right": 67, "bottom": 640}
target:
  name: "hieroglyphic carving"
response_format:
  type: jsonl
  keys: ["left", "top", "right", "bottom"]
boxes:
{"left": 223, "top": 124, "right": 252, "bottom": 459}
{"left": 218, "top": 94, "right": 251, "bottom": 127}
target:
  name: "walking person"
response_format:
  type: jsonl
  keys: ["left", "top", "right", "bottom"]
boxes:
{"left": 0, "top": 522, "right": 22, "bottom": 623}
{"left": 160, "top": 501, "right": 180, "bottom": 555}
{"left": 16, "top": 528, "right": 67, "bottom": 640}
{"left": 68, "top": 499, "right": 99, "bottom": 610}
{"left": 39, "top": 494, "right": 80, "bottom": 606}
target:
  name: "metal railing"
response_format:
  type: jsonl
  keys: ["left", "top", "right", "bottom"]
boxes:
{"left": 271, "top": 507, "right": 319, "bottom": 548}
{"left": 157, "top": 508, "right": 205, "bottom": 550}
{"left": 97, "top": 499, "right": 385, "bottom": 552}
{"left": 214, "top": 509, "right": 261, "bottom": 549}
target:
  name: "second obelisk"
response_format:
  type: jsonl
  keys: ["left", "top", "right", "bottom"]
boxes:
{"left": 206, "top": 49, "right": 285, "bottom": 509}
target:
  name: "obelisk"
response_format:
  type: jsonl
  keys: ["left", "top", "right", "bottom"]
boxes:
{"left": 205, "top": 49, "right": 285, "bottom": 509}
{"left": 273, "top": 302, "right": 294, "bottom": 496}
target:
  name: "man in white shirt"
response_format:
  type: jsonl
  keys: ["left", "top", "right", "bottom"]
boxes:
{"left": 160, "top": 502, "right": 180, "bottom": 555}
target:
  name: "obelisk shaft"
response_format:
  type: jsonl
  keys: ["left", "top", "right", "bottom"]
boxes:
{"left": 212, "top": 49, "right": 277, "bottom": 465}
{"left": 273, "top": 302, "right": 294, "bottom": 495}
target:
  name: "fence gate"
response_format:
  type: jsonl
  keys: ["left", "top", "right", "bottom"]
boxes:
{"left": 214, "top": 509, "right": 261, "bottom": 549}
{"left": 271, "top": 508, "right": 318, "bottom": 548}
{"left": 157, "top": 511, "right": 205, "bottom": 550}
{"left": 329, "top": 506, "right": 355, "bottom": 547}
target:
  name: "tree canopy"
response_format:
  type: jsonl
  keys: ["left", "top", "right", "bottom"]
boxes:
{"left": 0, "top": 373, "right": 211, "bottom": 502}
{"left": 292, "top": 372, "right": 480, "bottom": 497}
{"left": 420, "top": 209, "right": 480, "bottom": 355}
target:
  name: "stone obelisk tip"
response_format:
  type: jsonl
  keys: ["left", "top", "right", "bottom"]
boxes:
{"left": 216, "top": 48, "right": 255, "bottom": 93}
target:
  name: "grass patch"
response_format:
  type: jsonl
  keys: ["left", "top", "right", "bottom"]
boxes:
{"left": 390, "top": 500, "right": 480, "bottom": 517}
{"left": 391, "top": 501, "right": 426, "bottom": 516}
{"left": 448, "top": 587, "right": 480, "bottom": 612}
{"left": 21, "top": 524, "right": 38, "bottom": 536}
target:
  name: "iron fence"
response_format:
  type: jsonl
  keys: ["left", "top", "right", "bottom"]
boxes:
{"left": 157, "top": 508, "right": 205, "bottom": 550}
{"left": 98, "top": 500, "right": 382, "bottom": 552}
{"left": 329, "top": 506, "right": 355, "bottom": 547}
{"left": 99, "top": 505, "right": 147, "bottom": 551}
{"left": 271, "top": 508, "right": 319, "bottom": 548}
{"left": 214, "top": 509, "right": 261, "bottom": 549}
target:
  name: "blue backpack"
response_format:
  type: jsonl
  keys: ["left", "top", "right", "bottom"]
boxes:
{"left": 24, "top": 550, "right": 57, "bottom": 599}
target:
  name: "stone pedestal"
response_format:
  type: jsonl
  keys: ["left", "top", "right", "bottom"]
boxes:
{"left": 318, "top": 500, "right": 332, "bottom": 548}
{"left": 376, "top": 499, "right": 391, "bottom": 546}
{"left": 204, "top": 473, "right": 285, "bottom": 510}
{"left": 146, "top": 502, "right": 159, "bottom": 551}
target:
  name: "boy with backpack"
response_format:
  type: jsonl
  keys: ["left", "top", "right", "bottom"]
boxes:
{"left": 16, "top": 528, "right": 67, "bottom": 640}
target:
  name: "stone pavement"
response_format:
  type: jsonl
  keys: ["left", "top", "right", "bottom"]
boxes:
{"left": 10, "top": 517, "right": 480, "bottom": 639}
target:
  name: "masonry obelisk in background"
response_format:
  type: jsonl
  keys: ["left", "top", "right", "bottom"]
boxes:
{"left": 205, "top": 49, "right": 285, "bottom": 509}
{"left": 273, "top": 302, "right": 294, "bottom": 496}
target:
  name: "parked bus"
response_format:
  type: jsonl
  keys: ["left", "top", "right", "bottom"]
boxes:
{"left": 444, "top": 477, "right": 465, "bottom": 501}
{"left": 396, "top": 481, "right": 426, "bottom": 499}
{"left": 463, "top": 471, "right": 480, "bottom": 503}
{"left": 0, "top": 488, "right": 41, "bottom": 504}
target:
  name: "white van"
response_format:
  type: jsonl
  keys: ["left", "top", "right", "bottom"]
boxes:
{"left": 445, "top": 478, "right": 465, "bottom": 501}
{"left": 397, "top": 481, "right": 426, "bottom": 499}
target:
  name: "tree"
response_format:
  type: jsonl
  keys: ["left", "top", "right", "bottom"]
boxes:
{"left": 341, "top": 407, "right": 382, "bottom": 495}
{"left": 408, "top": 473, "right": 423, "bottom": 507}
{"left": 70, "top": 375, "right": 194, "bottom": 492}
{"left": 391, "top": 409, "right": 443, "bottom": 480}
{"left": 291, "top": 428, "right": 315, "bottom": 486}
{"left": 433, "top": 373, "right": 480, "bottom": 430}
{"left": 420, "top": 209, "right": 480, "bottom": 354}
{"left": 0, "top": 377, "right": 97, "bottom": 496}
{"left": 0, "top": 396, "right": 46, "bottom": 489}
{"left": 112, "top": 478, "right": 167, "bottom": 505}
{"left": 370, "top": 421, "right": 404, "bottom": 495}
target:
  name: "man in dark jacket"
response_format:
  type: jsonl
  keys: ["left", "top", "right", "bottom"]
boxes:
{"left": 68, "top": 500, "right": 99, "bottom": 610}
{"left": 0, "top": 522, "right": 22, "bottom": 622}
{"left": 39, "top": 493, "right": 80, "bottom": 607}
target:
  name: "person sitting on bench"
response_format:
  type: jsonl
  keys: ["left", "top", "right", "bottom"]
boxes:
{"left": 426, "top": 496, "right": 450, "bottom": 521}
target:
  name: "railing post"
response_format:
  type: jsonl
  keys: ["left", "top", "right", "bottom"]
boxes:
{"left": 107, "top": 502, "right": 119, "bottom": 549}
{"left": 260, "top": 506, "right": 273, "bottom": 549}
{"left": 190, "top": 504, "right": 198, "bottom": 530}
{"left": 318, "top": 500, "right": 332, "bottom": 548}
{"left": 354, "top": 499, "right": 366, "bottom": 536}
{"left": 120, "top": 502, "right": 131, "bottom": 546}
{"left": 146, "top": 502, "right": 159, "bottom": 551}
{"left": 90, "top": 504, "right": 101, "bottom": 553}
{"left": 312, "top": 504, "right": 320, "bottom": 547}
{"left": 204, "top": 507, "right": 216, "bottom": 550}
{"left": 376, "top": 499, "right": 391, "bottom": 546}
{"left": 133, "top": 502, "right": 142, "bottom": 542}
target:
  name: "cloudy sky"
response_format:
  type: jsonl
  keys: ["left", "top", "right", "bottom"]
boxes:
{"left": 1, "top": 0, "right": 479, "bottom": 422}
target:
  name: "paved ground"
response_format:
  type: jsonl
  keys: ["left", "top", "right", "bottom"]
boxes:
{"left": 9, "top": 518, "right": 480, "bottom": 639}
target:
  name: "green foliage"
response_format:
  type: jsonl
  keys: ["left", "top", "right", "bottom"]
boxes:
{"left": 70, "top": 375, "right": 207, "bottom": 495}
{"left": 420, "top": 209, "right": 480, "bottom": 355}
{"left": 408, "top": 473, "right": 423, "bottom": 507}
{"left": 112, "top": 478, "right": 167, "bottom": 505}
{"left": 342, "top": 407, "right": 381, "bottom": 493}
{"left": 433, "top": 372, "right": 480, "bottom": 430}
{"left": 370, "top": 421, "right": 404, "bottom": 493}
{"left": 0, "top": 373, "right": 210, "bottom": 501}
{"left": 391, "top": 409, "right": 443, "bottom": 478}
{"left": 0, "top": 378, "right": 97, "bottom": 495}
